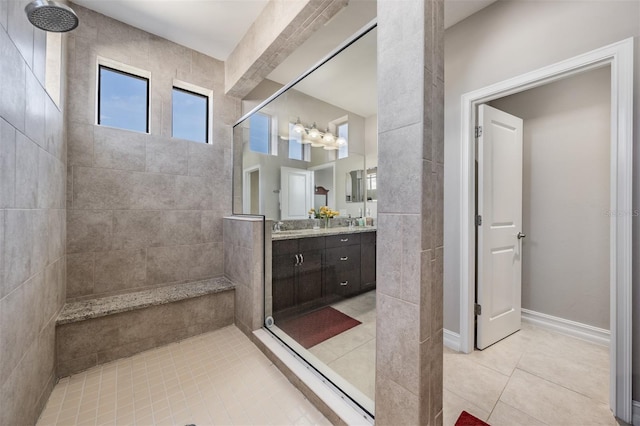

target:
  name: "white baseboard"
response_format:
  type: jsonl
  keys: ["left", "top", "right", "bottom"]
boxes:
{"left": 521, "top": 309, "right": 610, "bottom": 347}
{"left": 444, "top": 329, "right": 461, "bottom": 352}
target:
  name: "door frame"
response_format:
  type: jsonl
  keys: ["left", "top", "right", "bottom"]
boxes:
{"left": 243, "top": 165, "right": 262, "bottom": 215}
{"left": 459, "top": 38, "right": 633, "bottom": 421}
{"left": 309, "top": 162, "right": 337, "bottom": 209}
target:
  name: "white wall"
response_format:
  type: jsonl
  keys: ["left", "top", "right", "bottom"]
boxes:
{"left": 490, "top": 66, "right": 611, "bottom": 330}
{"left": 441, "top": 0, "right": 640, "bottom": 399}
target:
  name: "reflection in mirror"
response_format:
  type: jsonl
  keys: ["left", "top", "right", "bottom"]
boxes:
{"left": 314, "top": 186, "right": 329, "bottom": 210}
{"left": 345, "top": 170, "right": 365, "bottom": 203}
{"left": 366, "top": 167, "right": 377, "bottom": 201}
{"left": 232, "top": 24, "right": 377, "bottom": 417}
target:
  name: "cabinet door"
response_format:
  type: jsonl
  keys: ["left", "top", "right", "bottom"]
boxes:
{"left": 272, "top": 253, "right": 296, "bottom": 314}
{"left": 360, "top": 232, "right": 376, "bottom": 291}
{"left": 296, "top": 249, "right": 323, "bottom": 305}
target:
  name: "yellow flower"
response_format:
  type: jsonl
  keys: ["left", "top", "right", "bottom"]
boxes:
{"left": 318, "top": 206, "right": 339, "bottom": 219}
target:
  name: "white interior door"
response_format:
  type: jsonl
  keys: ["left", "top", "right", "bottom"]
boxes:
{"left": 477, "top": 104, "right": 524, "bottom": 350}
{"left": 280, "top": 167, "right": 314, "bottom": 220}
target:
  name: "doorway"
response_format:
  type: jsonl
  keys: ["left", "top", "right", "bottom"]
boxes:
{"left": 459, "top": 38, "right": 633, "bottom": 420}
{"left": 243, "top": 166, "right": 262, "bottom": 215}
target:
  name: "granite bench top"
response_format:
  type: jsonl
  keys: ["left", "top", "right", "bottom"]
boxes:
{"left": 57, "top": 277, "right": 235, "bottom": 325}
{"left": 271, "top": 226, "right": 376, "bottom": 241}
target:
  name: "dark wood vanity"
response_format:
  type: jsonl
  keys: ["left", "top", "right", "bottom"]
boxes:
{"left": 271, "top": 229, "right": 376, "bottom": 320}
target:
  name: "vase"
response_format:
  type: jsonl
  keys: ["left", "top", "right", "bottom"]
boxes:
{"left": 324, "top": 218, "right": 331, "bottom": 229}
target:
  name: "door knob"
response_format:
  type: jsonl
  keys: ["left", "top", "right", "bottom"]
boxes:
{"left": 517, "top": 232, "right": 526, "bottom": 240}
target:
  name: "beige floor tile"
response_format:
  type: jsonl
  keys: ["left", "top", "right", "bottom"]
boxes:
{"left": 444, "top": 351, "right": 510, "bottom": 412}
{"left": 488, "top": 401, "right": 547, "bottom": 426}
{"left": 37, "top": 326, "right": 330, "bottom": 426}
{"left": 309, "top": 325, "right": 374, "bottom": 360}
{"left": 328, "top": 338, "right": 376, "bottom": 399}
{"left": 517, "top": 337, "right": 609, "bottom": 404}
{"left": 500, "top": 369, "right": 616, "bottom": 426}
{"left": 443, "top": 389, "right": 490, "bottom": 426}
{"left": 468, "top": 330, "right": 528, "bottom": 376}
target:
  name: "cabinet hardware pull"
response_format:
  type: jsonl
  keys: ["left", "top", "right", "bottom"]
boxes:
{"left": 340, "top": 281, "right": 348, "bottom": 286}
{"left": 300, "top": 253, "right": 304, "bottom": 264}
{"left": 340, "top": 238, "right": 349, "bottom": 242}
{"left": 294, "top": 254, "right": 300, "bottom": 265}
{"left": 340, "top": 256, "right": 349, "bottom": 261}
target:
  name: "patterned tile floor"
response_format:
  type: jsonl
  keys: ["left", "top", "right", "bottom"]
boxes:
{"left": 37, "top": 326, "right": 330, "bottom": 426}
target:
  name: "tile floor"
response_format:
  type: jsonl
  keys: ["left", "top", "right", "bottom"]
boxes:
{"left": 301, "top": 291, "right": 616, "bottom": 426}
{"left": 444, "top": 324, "right": 615, "bottom": 426}
{"left": 309, "top": 291, "right": 377, "bottom": 401}
{"left": 38, "top": 296, "right": 617, "bottom": 426}
{"left": 37, "top": 326, "right": 331, "bottom": 426}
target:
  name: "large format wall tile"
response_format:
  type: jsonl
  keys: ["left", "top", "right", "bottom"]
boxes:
{"left": 67, "top": 210, "right": 112, "bottom": 253}
{"left": 93, "top": 126, "right": 146, "bottom": 171}
{"left": 66, "top": 4, "right": 238, "bottom": 298}
{"left": 0, "top": 9, "right": 66, "bottom": 425}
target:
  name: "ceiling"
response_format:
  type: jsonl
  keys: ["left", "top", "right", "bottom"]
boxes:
{"left": 72, "top": 0, "right": 496, "bottom": 117}
{"left": 71, "top": 0, "right": 496, "bottom": 62}
{"left": 72, "top": 0, "right": 270, "bottom": 60}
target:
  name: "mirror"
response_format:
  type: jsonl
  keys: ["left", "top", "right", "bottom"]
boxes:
{"left": 233, "top": 28, "right": 377, "bottom": 222}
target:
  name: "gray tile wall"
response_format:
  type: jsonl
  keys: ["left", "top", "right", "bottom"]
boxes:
{"left": 223, "top": 217, "right": 264, "bottom": 334}
{"left": 66, "top": 4, "right": 240, "bottom": 300}
{"left": 375, "top": 0, "right": 444, "bottom": 424}
{"left": 0, "top": 1, "right": 67, "bottom": 424}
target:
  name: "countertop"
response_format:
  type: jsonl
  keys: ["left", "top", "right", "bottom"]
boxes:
{"left": 57, "top": 277, "right": 235, "bottom": 325}
{"left": 271, "top": 226, "right": 376, "bottom": 241}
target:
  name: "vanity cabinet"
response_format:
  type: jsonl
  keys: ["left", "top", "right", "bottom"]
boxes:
{"left": 272, "top": 237, "right": 325, "bottom": 315}
{"left": 272, "top": 230, "right": 376, "bottom": 319}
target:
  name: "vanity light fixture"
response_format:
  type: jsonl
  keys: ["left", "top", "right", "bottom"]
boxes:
{"left": 290, "top": 117, "right": 347, "bottom": 150}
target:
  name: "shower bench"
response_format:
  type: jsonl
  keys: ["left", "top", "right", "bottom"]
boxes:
{"left": 55, "top": 277, "right": 235, "bottom": 377}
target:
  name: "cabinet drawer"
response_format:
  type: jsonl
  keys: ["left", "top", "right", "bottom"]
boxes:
{"left": 325, "top": 245, "right": 361, "bottom": 270}
{"left": 325, "top": 269, "right": 361, "bottom": 297}
{"left": 325, "top": 233, "right": 360, "bottom": 248}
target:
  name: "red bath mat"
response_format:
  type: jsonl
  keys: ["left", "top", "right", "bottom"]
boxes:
{"left": 455, "top": 411, "right": 490, "bottom": 426}
{"left": 277, "top": 306, "right": 361, "bottom": 348}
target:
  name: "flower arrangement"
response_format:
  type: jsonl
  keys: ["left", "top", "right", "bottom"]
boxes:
{"left": 308, "top": 206, "right": 339, "bottom": 219}
{"left": 309, "top": 206, "right": 339, "bottom": 229}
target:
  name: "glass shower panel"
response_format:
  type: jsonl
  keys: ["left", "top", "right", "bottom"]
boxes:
{"left": 232, "top": 25, "right": 377, "bottom": 417}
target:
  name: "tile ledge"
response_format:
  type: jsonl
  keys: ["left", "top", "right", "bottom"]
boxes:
{"left": 56, "top": 277, "right": 235, "bottom": 325}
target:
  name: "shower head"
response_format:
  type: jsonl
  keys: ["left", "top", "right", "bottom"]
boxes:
{"left": 24, "top": 0, "right": 78, "bottom": 33}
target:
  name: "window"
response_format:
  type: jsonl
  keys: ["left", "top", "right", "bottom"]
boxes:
{"left": 288, "top": 122, "right": 310, "bottom": 161}
{"left": 249, "top": 112, "right": 271, "bottom": 154}
{"left": 98, "top": 65, "right": 149, "bottom": 133}
{"left": 338, "top": 122, "right": 349, "bottom": 159}
{"left": 367, "top": 173, "right": 376, "bottom": 190}
{"left": 172, "top": 87, "right": 209, "bottom": 143}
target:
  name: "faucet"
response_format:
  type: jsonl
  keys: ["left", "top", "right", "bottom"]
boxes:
{"left": 273, "top": 221, "right": 283, "bottom": 233}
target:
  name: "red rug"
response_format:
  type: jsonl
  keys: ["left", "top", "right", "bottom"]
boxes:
{"left": 455, "top": 411, "right": 490, "bottom": 426}
{"left": 277, "top": 306, "right": 361, "bottom": 349}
